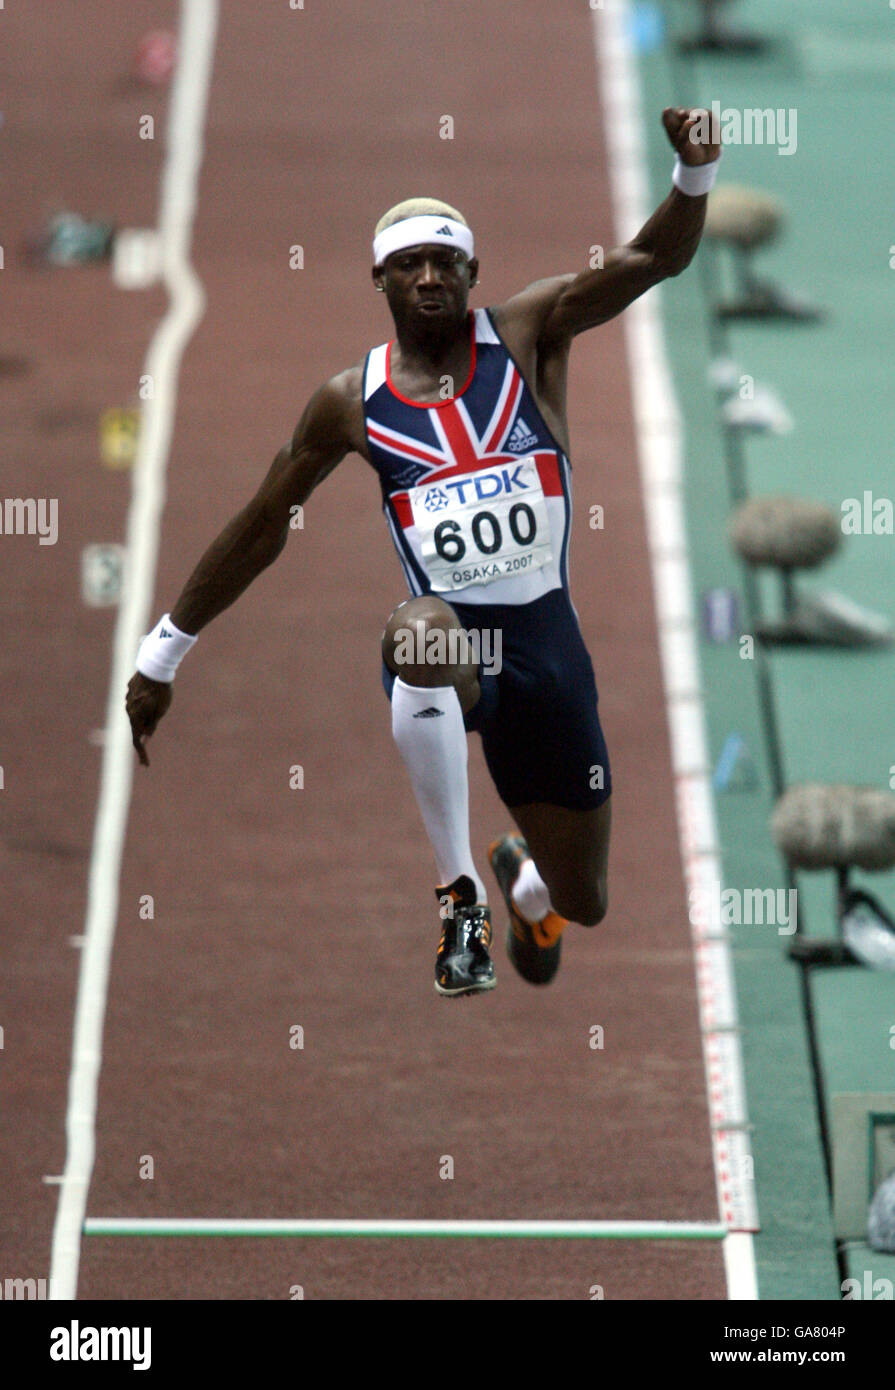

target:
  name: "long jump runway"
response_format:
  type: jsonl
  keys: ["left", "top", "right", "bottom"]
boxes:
{"left": 4, "top": 1, "right": 732, "bottom": 1299}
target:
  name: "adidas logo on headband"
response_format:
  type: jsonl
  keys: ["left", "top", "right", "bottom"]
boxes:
{"left": 372, "top": 215, "right": 475, "bottom": 266}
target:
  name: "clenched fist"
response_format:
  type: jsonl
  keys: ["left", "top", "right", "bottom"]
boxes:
{"left": 662, "top": 106, "right": 721, "bottom": 166}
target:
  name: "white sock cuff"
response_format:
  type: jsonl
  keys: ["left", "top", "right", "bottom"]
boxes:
{"left": 512, "top": 856, "right": 553, "bottom": 925}
{"left": 391, "top": 678, "right": 459, "bottom": 711}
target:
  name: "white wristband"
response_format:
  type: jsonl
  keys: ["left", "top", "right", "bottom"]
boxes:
{"left": 672, "top": 154, "right": 720, "bottom": 197}
{"left": 136, "top": 614, "right": 197, "bottom": 683}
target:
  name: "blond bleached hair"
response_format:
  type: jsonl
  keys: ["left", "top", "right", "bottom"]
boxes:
{"left": 374, "top": 197, "right": 468, "bottom": 238}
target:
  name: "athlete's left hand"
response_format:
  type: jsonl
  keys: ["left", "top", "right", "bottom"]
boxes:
{"left": 662, "top": 106, "right": 721, "bottom": 166}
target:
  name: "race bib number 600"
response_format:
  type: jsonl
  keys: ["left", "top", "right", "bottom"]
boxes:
{"left": 408, "top": 457, "right": 553, "bottom": 592}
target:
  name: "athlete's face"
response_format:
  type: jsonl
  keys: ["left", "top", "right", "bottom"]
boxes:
{"left": 372, "top": 245, "right": 479, "bottom": 332}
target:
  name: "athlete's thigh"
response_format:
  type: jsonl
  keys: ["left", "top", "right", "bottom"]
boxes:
{"left": 510, "top": 797, "right": 612, "bottom": 913}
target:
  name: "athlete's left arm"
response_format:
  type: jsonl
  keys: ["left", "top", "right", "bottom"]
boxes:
{"left": 528, "top": 108, "right": 721, "bottom": 342}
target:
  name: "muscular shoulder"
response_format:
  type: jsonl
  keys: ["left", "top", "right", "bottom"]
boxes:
{"left": 300, "top": 361, "right": 368, "bottom": 458}
{"left": 490, "top": 275, "right": 577, "bottom": 353}
{"left": 316, "top": 362, "right": 365, "bottom": 419}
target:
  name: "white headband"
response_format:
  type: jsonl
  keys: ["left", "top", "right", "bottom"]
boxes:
{"left": 373, "top": 215, "right": 474, "bottom": 267}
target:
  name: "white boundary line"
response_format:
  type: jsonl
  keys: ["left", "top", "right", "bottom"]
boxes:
{"left": 47, "top": 0, "right": 220, "bottom": 1301}
{"left": 83, "top": 1217, "right": 728, "bottom": 1240}
{"left": 591, "top": 1, "right": 759, "bottom": 1299}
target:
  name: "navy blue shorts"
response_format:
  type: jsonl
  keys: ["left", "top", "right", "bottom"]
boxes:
{"left": 381, "top": 588, "right": 612, "bottom": 812}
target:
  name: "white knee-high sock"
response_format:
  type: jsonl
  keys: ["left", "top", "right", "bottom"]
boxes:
{"left": 391, "top": 678, "right": 487, "bottom": 903}
{"left": 512, "top": 856, "right": 555, "bottom": 924}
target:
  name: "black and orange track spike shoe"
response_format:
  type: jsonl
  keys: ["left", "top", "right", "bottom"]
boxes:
{"left": 433, "top": 874, "right": 496, "bottom": 997}
{"left": 488, "top": 835, "right": 567, "bottom": 986}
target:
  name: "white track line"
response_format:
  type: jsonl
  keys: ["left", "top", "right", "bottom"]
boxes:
{"left": 591, "top": 1, "right": 759, "bottom": 1299}
{"left": 83, "top": 1218, "right": 728, "bottom": 1240}
{"left": 48, "top": 0, "right": 219, "bottom": 1301}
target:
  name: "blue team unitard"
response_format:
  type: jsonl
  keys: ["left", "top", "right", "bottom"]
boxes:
{"left": 364, "top": 307, "right": 611, "bottom": 810}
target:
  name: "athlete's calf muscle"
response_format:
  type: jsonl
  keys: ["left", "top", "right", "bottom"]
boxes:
{"left": 510, "top": 798, "right": 611, "bottom": 927}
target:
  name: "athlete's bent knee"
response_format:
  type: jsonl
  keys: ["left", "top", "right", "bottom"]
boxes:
{"left": 553, "top": 882, "right": 608, "bottom": 928}
{"left": 381, "top": 595, "right": 480, "bottom": 712}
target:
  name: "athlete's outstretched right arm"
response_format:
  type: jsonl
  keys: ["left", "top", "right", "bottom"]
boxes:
{"left": 125, "top": 374, "right": 357, "bottom": 765}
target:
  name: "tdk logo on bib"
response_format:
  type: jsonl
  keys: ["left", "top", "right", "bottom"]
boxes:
{"left": 408, "top": 456, "right": 553, "bottom": 595}
{"left": 435, "top": 463, "right": 532, "bottom": 507}
{"left": 422, "top": 486, "right": 450, "bottom": 512}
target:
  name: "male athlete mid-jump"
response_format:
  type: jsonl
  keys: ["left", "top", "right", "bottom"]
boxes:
{"left": 127, "top": 108, "right": 721, "bottom": 998}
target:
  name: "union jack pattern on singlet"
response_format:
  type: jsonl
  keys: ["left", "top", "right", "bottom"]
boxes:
{"left": 362, "top": 307, "right": 573, "bottom": 607}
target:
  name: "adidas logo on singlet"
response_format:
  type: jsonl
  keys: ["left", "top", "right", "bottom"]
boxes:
{"left": 506, "top": 417, "right": 538, "bottom": 452}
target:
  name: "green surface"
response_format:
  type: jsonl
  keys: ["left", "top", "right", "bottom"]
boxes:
{"left": 812, "top": 974, "right": 895, "bottom": 1094}
{"left": 636, "top": 0, "right": 895, "bottom": 1299}
{"left": 842, "top": 1246, "right": 895, "bottom": 1299}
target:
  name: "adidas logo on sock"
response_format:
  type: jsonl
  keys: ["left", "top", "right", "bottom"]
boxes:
{"left": 506, "top": 417, "right": 537, "bottom": 452}
{"left": 413, "top": 706, "right": 445, "bottom": 718}
{"left": 159, "top": 626, "right": 172, "bottom": 638}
